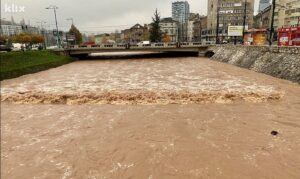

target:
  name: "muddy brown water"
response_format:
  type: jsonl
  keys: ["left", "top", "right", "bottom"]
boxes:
{"left": 1, "top": 57, "right": 300, "bottom": 178}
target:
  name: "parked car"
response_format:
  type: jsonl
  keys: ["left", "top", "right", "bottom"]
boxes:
{"left": 47, "top": 45, "right": 59, "bottom": 49}
{"left": 0, "top": 45, "right": 12, "bottom": 52}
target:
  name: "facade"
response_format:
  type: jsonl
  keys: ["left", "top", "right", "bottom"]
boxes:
{"left": 95, "top": 33, "right": 112, "bottom": 44}
{"left": 193, "top": 16, "right": 207, "bottom": 42}
{"left": 129, "top": 24, "right": 149, "bottom": 43}
{"left": 206, "top": 0, "right": 255, "bottom": 42}
{"left": 259, "top": 0, "right": 271, "bottom": 12}
{"left": 187, "top": 13, "right": 201, "bottom": 42}
{"left": 159, "top": 18, "right": 179, "bottom": 42}
{"left": 273, "top": 0, "right": 288, "bottom": 29}
{"left": 121, "top": 24, "right": 149, "bottom": 43}
{"left": 121, "top": 29, "right": 131, "bottom": 43}
{"left": 172, "top": 1, "right": 190, "bottom": 41}
{"left": 284, "top": 0, "right": 300, "bottom": 27}
{"left": 254, "top": 5, "right": 272, "bottom": 29}
{"left": 255, "top": 0, "right": 299, "bottom": 30}
{"left": 172, "top": 1, "right": 190, "bottom": 22}
{"left": 0, "top": 20, "right": 22, "bottom": 36}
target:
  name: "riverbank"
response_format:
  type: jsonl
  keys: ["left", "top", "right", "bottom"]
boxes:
{"left": 210, "top": 45, "right": 300, "bottom": 83}
{"left": 0, "top": 51, "right": 74, "bottom": 81}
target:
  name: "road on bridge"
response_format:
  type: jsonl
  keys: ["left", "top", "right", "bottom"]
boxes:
{"left": 1, "top": 57, "right": 300, "bottom": 178}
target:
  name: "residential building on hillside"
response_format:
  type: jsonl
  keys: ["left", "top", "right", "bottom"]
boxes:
{"left": 159, "top": 17, "right": 179, "bottom": 42}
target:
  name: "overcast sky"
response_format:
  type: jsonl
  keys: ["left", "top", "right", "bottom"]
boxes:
{"left": 1, "top": 0, "right": 260, "bottom": 34}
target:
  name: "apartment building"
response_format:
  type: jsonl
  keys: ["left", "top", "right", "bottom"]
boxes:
{"left": 206, "top": 0, "right": 255, "bottom": 42}
{"left": 159, "top": 18, "right": 179, "bottom": 42}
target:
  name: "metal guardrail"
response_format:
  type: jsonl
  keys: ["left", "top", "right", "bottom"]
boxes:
{"left": 68, "top": 42, "right": 207, "bottom": 50}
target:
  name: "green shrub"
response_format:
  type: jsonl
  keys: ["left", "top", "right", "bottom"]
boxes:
{"left": 0, "top": 51, "right": 74, "bottom": 80}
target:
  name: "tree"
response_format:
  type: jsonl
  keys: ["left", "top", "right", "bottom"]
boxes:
{"left": 12, "top": 33, "right": 31, "bottom": 44}
{"left": 149, "top": 9, "right": 162, "bottom": 42}
{"left": 69, "top": 24, "right": 82, "bottom": 45}
{"left": 11, "top": 33, "right": 44, "bottom": 44}
{"left": 162, "top": 34, "right": 171, "bottom": 42}
{"left": 0, "top": 35, "right": 7, "bottom": 45}
{"left": 31, "top": 34, "right": 45, "bottom": 44}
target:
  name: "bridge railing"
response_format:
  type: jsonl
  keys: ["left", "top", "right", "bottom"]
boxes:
{"left": 68, "top": 42, "right": 207, "bottom": 49}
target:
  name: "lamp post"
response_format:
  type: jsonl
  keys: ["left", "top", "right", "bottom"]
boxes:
{"left": 46, "top": 5, "right": 61, "bottom": 48}
{"left": 269, "top": 0, "right": 276, "bottom": 46}
{"left": 66, "top": 18, "right": 74, "bottom": 25}
{"left": 216, "top": 6, "right": 220, "bottom": 44}
{"left": 242, "top": 0, "right": 247, "bottom": 45}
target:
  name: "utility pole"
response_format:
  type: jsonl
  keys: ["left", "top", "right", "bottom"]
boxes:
{"left": 216, "top": 6, "right": 220, "bottom": 44}
{"left": 242, "top": 0, "right": 247, "bottom": 45}
{"left": 46, "top": 5, "right": 61, "bottom": 48}
{"left": 269, "top": 0, "right": 276, "bottom": 46}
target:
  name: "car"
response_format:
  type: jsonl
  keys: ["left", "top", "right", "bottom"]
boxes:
{"left": 47, "top": 46, "right": 59, "bottom": 49}
{"left": 0, "top": 45, "right": 12, "bottom": 52}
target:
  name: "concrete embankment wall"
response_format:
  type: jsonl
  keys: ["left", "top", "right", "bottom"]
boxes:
{"left": 210, "top": 45, "right": 300, "bottom": 83}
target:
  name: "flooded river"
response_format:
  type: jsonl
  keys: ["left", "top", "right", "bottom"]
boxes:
{"left": 1, "top": 57, "right": 300, "bottom": 178}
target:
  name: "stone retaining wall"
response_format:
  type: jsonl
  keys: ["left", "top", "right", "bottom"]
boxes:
{"left": 210, "top": 45, "right": 300, "bottom": 83}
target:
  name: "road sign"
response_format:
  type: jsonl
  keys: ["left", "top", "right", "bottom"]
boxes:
{"left": 228, "top": 26, "right": 248, "bottom": 36}
{"left": 66, "top": 34, "right": 76, "bottom": 41}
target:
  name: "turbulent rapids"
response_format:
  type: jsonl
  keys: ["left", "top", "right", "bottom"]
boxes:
{"left": 1, "top": 57, "right": 285, "bottom": 105}
{"left": 2, "top": 90, "right": 283, "bottom": 105}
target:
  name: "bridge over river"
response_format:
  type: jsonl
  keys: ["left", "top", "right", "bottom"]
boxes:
{"left": 61, "top": 42, "right": 211, "bottom": 57}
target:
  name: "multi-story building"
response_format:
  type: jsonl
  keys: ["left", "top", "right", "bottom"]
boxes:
{"left": 259, "top": 0, "right": 271, "bottom": 12}
{"left": 206, "top": 0, "right": 255, "bottom": 42}
{"left": 129, "top": 24, "right": 149, "bottom": 43}
{"left": 121, "top": 24, "right": 149, "bottom": 43}
{"left": 172, "top": 1, "right": 190, "bottom": 22}
{"left": 254, "top": 5, "right": 272, "bottom": 29}
{"left": 172, "top": 1, "right": 190, "bottom": 41}
{"left": 284, "top": 0, "right": 300, "bottom": 27}
{"left": 187, "top": 13, "right": 200, "bottom": 42}
{"left": 0, "top": 20, "right": 22, "bottom": 36}
{"left": 159, "top": 18, "right": 179, "bottom": 42}
{"left": 193, "top": 16, "right": 207, "bottom": 42}
{"left": 255, "top": 0, "right": 299, "bottom": 30}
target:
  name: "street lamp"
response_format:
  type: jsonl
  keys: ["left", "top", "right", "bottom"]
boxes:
{"left": 242, "top": 0, "right": 248, "bottom": 45}
{"left": 66, "top": 18, "right": 74, "bottom": 25}
{"left": 269, "top": 0, "right": 276, "bottom": 46}
{"left": 216, "top": 6, "right": 220, "bottom": 44}
{"left": 46, "top": 5, "right": 61, "bottom": 48}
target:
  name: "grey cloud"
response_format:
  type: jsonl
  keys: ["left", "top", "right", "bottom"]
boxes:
{"left": 1, "top": 0, "right": 259, "bottom": 34}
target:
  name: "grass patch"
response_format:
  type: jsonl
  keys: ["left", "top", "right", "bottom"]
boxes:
{"left": 0, "top": 51, "right": 74, "bottom": 80}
